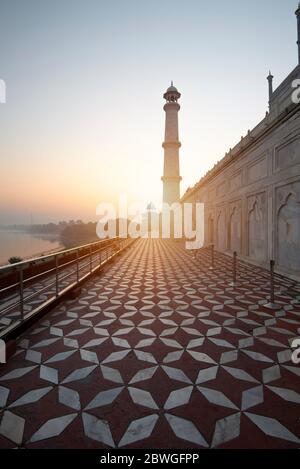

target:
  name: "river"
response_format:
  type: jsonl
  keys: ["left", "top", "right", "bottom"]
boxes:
{"left": 0, "top": 229, "right": 63, "bottom": 266}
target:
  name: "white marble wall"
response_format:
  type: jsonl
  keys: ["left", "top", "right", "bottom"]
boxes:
{"left": 182, "top": 66, "right": 300, "bottom": 278}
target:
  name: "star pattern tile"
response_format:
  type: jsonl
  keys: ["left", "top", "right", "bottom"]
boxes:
{"left": 0, "top": 239, "right": 300, "bottom": 448}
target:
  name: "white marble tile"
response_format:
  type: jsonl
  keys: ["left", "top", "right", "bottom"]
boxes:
{"left": 0, "top": 386, "right": 9, "bottom": 407}
{"left": 187, "top": 351, "right": 217, "bottom": 364}
{"left": 129, "top": 366, "right": 158, "bottom": 384}
{"left": 196, "top": 366, "right": 219, "bottom": 384}
{"left": 0, "top": 366, "right": 37, "bottom": 381}
{"left": 267, "top": 386, "right": 300, "bottom": 404}
{"left": 181, "top": 327, "right": 203, "bottom": 337}
{"left": 31, "top": 338, "right": 60, "bottom": 348}
{"left": 102, "top": 350, "right": 130, "bottom": 364}
{"left": 163, "top": 350, "right": 184, "bottom": 363}
{"left": 82, "top": 338, "right": 107, "bottom": 348}
{"left": 59, "top": 386, "right": 81, "bottom": 410}
{"left": 165, "top": 414, "right": 208, "bottom": 447}
{"left": 113, "top": 327, "right": 134, "bottom": 336}
{"left": 198, "top": 386, "right": 238, "bottom": 409}
{"left": 211, "top": 412, "right": 241, "bottom": 448}
{"left": 277, "top": 350, "right": 292, "bottom": 364}
{"left": 129, "top": 387, "right": 158, "bottom": 409}
{"left": 223, "top": 366, "right": 258, "bottom": 383}
{"left": 80, "top": 349, "right": 99, "bottom": 364}
{"left": 262, "top": 365, "right": 281, "bottom": 384}
{"left": 67, "top": 328, "right": 89, "bottom": 337}
{"left": 137, "top": 327, "right": 157, "bottom": 337}
{"left": 62, "top": 365, "right": 97, "bottom": 384}
{"left": 100, "top": 365, "right": 123, "bottom": 384}
{"left": 25, "top": 349, "right": 42, "bottom": 364}
{"left": 134, "top": 350, "right": 157, "bottom": 364}
{"left": 63, "top": 338, "right": 79, "bottom": 348}
{"left": 45, "top": 350, "right": 76, "bottom": 364}
{"left": 162, "top": 366, "right": 192, "bottom": 384}
{"left": 135, "top": 338, "right": 156, "bottom": 349}
{"left": 220, "top": 350, "right": 238, "bottom": 364}
{"left": 30, "top": 413, "right": 77, "bottom": 443}
{"left": 118, "top": 414, "right": 159, "bottom": 447}
{"left": 94, "top": 328, "right": 110, "bottom": 336}
{"left": 0, "top": 411, "right": 25, "bottom": 445}
{"left": 164, "top": 386, "right": 193, "bottom": 410}
{"left": 160, "top": 338, "right": 182, "bottom": 349}
{"left": 112, "top": 337, "right": 130, "bottom": 348}
{"left": 186, "top": 338, "right": 205, "bottom": 349}
{"left": 208, "top": 338, "right": 235, "bottom": 349}
{"left": 245, "top": 413, "right": 300, "bottom": 444}
{"left": 85, "top": 387, "right": 123, "bottom": 410}
{"left": 241, "top": 385, "right": 264, "bottom": 410}
{"left": 10, "top": 387, "right": 52, "bottom": 408}
{"left": 282, "top": 365, "right": 300, "bottom": 377}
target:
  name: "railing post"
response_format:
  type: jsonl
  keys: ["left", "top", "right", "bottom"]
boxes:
{"left": 90, "top": 245, "right": 93, "bottom": 272}
{"left": 76, "top": 249, "right": 79, "bottom": 282}
{"left": 209, "top": 244, "right": 214, "bottom": 270}
{"left": 19, "top": 267, "right": 24, "bottom": 320}
{"left": 270, "top": 260, "right": 275, "bottom": 304}
{"left": 55, "top": 254, "right": 59, "bottom": 297}
{"left": 264, "top": 260, "right": 281, "bottom": 310}
{"left": 229, "top": 251, "right": 237, "bottom": 287}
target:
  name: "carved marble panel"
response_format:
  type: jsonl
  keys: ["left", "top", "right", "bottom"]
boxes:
{"left": 276, "top": 182, "right": 300, "bottom": 273}
{"left": 230, "top": 171, "right": 242, "bottom": 192}
{"left": 246, "top": 156, "right": 267, "bottom": 185}
{"left": 247, "top": 193, "right": 267, "bottom": 262}
{"left": 216, "top": 209, "right": 226, "bottom": 251}
{"left": 229, "top": 201, "right": 242, "bottom": 254}
{"left": 274, "top": 136, "right": 300, "bottom": 172}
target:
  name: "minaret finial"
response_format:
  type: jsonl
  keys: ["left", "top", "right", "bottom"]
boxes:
{"left": 295, "top": 5, "right": 300, "bottom": 64}
{"left": 267, "top": 71, "right": 274, "bottom": 106}
{"left": 171, "top": 80, "right": 173, "bottom": 86}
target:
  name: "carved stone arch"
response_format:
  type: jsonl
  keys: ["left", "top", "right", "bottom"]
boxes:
{"left": 277, "top": 192, "right": 300, "bottom": 272}
{"left": 216, "top": 209, "right": 226, "bottom": 251}
{"left": 248, "top": 194, "right": 266, "bottom": 261}
{"left": 277, "top": 190, "right": 299, "bottom": 215}
{"left": 209, "top": 214, "right": 214, "bottom": 244}
{"left": 228, "top": 202, "right": 241, "bottom": 254}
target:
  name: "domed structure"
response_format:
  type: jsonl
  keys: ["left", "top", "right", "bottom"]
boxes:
{"left": 163, "top": 81, "right": 181, "bottom": 102}
{"left": 161, "top": 83, "right": 182, "bottom": 207}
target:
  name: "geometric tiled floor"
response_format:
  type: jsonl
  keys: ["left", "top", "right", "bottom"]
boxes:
{"left": 0, "top": 243, "right": 117, "bottom": 334}
{"left": 0, "top": 239, "right": 300, "bottom": 449}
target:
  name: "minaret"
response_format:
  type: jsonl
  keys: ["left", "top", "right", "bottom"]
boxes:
{"left": 267, "top": 71, "right": 274, "bottom": 108}
{"left": 296, "top": 4, "right": 300, "bottom": 64}
{"left": 161, "top": 83, "right": 182, "bottom": 205}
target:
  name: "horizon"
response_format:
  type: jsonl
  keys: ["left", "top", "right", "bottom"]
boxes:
{"left": 0, "top": 0, "right": 298, "bottom": 224}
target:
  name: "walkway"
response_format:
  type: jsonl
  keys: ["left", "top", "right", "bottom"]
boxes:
{"left": 0, "top": 239, "right": 299, "bottom": 448}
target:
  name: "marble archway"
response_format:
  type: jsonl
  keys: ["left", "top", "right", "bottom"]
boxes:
{"left": 217, "top": 210, "right": 226, "bottom": 251}
{"left": 277, "top": 193, "right": 300, "bottom": 272}
{"left": 229, "top": 206, "right": 241, "bottom": 254}
{"left": 208, "top": 215, "right": 214, "bottom": 244}
{"left": 248, "top": 194, "right": 267, "bottom": 262}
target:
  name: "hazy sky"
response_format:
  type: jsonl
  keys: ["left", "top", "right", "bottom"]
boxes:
{"left": 0, "top": 0, "right": 298, "bottom": 224}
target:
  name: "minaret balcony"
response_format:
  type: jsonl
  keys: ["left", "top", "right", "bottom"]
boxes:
{"left": 162, "top": 141, "right": 181, "bottom": 149}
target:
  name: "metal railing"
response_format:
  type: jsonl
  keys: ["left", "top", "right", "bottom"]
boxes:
{"left": 0, "top": 236, "right": 134, "bottom": 338}
{"left": 193, "top": 244, "right": 300, "bottom": 298}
